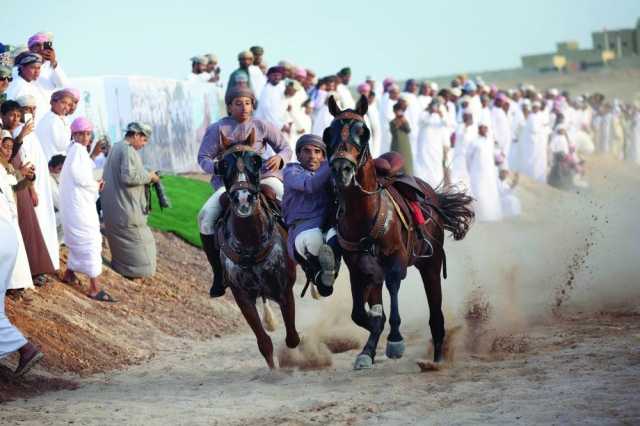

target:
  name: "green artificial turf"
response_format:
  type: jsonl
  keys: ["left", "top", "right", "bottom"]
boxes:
{"left": 147, "top": 175, "right": 213, "bottom": 248}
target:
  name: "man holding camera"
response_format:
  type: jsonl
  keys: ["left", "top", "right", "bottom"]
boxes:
{"left": 101, "top": 122, "right": 159, "bottom": 280}
{"left": 26, "top": 33, "right": 69, "bottom": 93}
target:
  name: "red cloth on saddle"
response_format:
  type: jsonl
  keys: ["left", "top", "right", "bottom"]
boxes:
{"left": 409, "top": 201, "right": 425, "bottom": 225}
{"left": 374, "top": 151, "right": 405, "bottom": 177}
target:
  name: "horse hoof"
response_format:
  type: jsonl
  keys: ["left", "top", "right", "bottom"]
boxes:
{"left": 353, "top": 354, "right": 373, "bottom": 370}
{"left": 385, "top": 340, "right": 405, "bottom": 359}
{"left": 433, "top": 342, "right": 444, "bottom": 363}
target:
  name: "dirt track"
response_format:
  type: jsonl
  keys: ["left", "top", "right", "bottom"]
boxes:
{"left": 1, "top": 304, "right": 639, "bottom": 425}
{"left": 1, "top": 155, "right": 640, "bottom": 424}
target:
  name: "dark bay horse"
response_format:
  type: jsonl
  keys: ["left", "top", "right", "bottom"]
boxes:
{"left": 215, "top": 130, "right": 300, "bottom": 368}
{"left": 326, "top": 96, "right": 474, "bottom": 370}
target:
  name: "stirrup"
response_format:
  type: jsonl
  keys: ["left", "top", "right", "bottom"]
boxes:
{"left": 414, "top": 228, "right": 434, "bottom": 258}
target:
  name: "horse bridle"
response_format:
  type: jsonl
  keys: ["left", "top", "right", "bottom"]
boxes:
{"left": 329, "top": 115, "right": 381, "bottom": 196}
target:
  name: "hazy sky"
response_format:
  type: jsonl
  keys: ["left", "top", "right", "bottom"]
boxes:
{"left": 2, "top": 0, "right": 640, "bottom": 84}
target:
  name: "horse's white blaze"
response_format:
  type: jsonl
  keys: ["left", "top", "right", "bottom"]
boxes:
{"left": 235, "top": 189, "right": 252, "bottom": 216}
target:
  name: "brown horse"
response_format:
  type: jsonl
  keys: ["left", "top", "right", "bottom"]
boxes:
{"left": 214, "top": 131, "right": 300, "bottom": 368}
{"left": 326, "top": 96, "right": 474, "bottom": 370}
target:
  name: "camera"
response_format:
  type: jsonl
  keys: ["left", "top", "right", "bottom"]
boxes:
{"left": 152, "top": 172, "right": 171, "bottom": 210}
{"left": 43, "top": 41, "right": 53, "bottom": 50}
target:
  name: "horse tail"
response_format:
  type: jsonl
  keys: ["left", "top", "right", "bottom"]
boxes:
{"left": 434, "top": 185, "right": 475, "bottom": 241}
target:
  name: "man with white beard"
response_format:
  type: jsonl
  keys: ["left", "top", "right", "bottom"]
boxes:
{"left": 519, "top": 101, "right": 549, "bottom": 183}
{"left": 254, "top": 66, "right": 289, "bottom": 136}
{"left": 335, "top": 67, "right": 355, "bottom": 110}
{"left": 379, "top": 83, "right": 400, "bottom": 154}
{"left": 491, "top": 94, "right": 512, "bottom": 168}
{"left": 415, "top": 100, "right": 450, "bottom": 187}
{"left": 466, "top": 123, "right": 502, "bottom": 222}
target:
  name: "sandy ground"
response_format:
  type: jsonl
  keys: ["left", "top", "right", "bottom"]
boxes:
{"left": 1, "top": 153, "right": 640, "bottom": 424}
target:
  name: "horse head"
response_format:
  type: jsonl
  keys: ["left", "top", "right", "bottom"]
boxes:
{"left": 325, "top": 95, "right": 372, "bottom": 190}
{"left": 217, "top": 128, "right": 263, "bottom": 218}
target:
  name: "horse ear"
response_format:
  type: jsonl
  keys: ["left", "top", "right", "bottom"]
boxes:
{"left": 244, "top": 128, "right": 256, "bottom": 146}
{"left": 328, "top": 95, "right": 341, "bottom": 117}
{"left": 219, "top": 131, "right": 232, "bottom": 149}
{"left": 355, "top": 94, "right": 368, "bottom": 116}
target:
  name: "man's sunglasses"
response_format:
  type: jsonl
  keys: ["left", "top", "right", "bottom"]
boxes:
{"left": 0, "top": 77, "right": 12, "bottom": 82}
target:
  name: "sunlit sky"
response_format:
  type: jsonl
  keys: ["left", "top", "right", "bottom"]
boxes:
{"left": 3, "top": 0, "right": 640, "bottom": 84}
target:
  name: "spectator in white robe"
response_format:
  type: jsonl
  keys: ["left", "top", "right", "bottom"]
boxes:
{"left": 6, "top": 53, "right": 49, "bottom": 124}
{"left": 379, "top": 83, "right": 400, "bottom": 154}
{"left": 445, "top": 88, "right": 459, "bottom": 132}
{"left": 311, "top": 76, "right": 337, "bottom": 136}
{"left": 0, "top": 134, "right": 33, "bottom": 292}
{"left": 491, "top": 94, "right": 512, "bottom": 168}
{"left": 335, "top": 67, "right": 355, "bottom": 110}
{"left": 60, "top": 118, "right": 115, "bottom": 303}
{"left": 507, "top": 97, "right": 526, "bottom": 171}
{"left": 572, "top": 97, "right": 595, "bottom": 155}
{"left": 185, "top": 56, "right": 210, "bottom": 83}
{"left": 450, "top": 110, "right": 476, "bottom": 191}
{"left": 35, "top": 89, "right": 73, "bottom": 161}
{"left": 415, "top": 100, "right": 450, "bottom": 187}
{"left": 462, "top": 80, "right": 482, "bottom": 125}
{"left": 519, "top": 101, "right": 548, "bottom": 183}
{"left": 26, "top": 33, "right": 69, "bottom": 93}
{"left": 364, "top": 76, "right": 382, "bottom": 101}
{"left": 466, "top": 123, "right": 502, "bottom": 222}
{"left": 248, "top": 46, "right": 267, "bottom": 97}
{"left": 255, "top": 66, "right": 288, "bottom": 136}
{"left": 285, "top": 81, "right": 310, "bottom": 161}
{"left": 358, "top": 83, "right": 382, "bottom": 158}
{"left": 0, "top": 183, "right": 43, "bottom": 378}
{"left": 630, "top": 107, "right": 640, "bottom": 165}
{"left": 479, "top": 95, "right": 493, "bottom": 134}
{"left": 497, "top": 169, "right": 521, "bottom": 218}
{"left": 401, "top": 79, "right": 421, "bottom": 156}
{"left": 417, "top": 82, "right": 433, "bottom": 111}
{"left": 12, "top": 95, "right": 60, "bottom": 271}
{"left": 48, "top": 154, "right": 65, "bottom": 244}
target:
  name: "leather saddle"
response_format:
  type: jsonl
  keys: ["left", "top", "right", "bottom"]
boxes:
{"left": 373, "top": 152, "right": 432, "bottom": 226}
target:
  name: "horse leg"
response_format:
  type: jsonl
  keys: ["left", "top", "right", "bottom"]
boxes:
{"left": 231, "top": 288, "right": 275, "bottom": 369}
{"left": 279, "top": 283, "right": 300, "bottom": 349}
{"left": 354, "top": 283, "right": 386, "bottom": 370}
{"left": 417, "top": 258, "right": 446, "bottom": 363}
{"left": 384, "top": 259, "right": 406, "bottom": 359}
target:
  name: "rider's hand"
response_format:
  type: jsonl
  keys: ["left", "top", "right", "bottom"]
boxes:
{"left": 264, "top": 155, "right": 283, "bottom": 172}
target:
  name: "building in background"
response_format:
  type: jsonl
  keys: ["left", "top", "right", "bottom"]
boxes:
{"left": 522, "top": 18, "right": 640, "bottom": 72}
